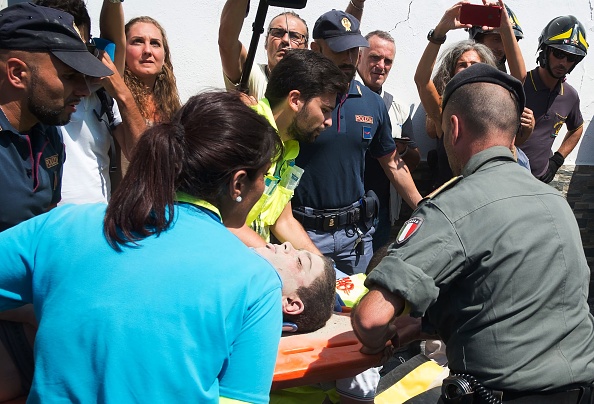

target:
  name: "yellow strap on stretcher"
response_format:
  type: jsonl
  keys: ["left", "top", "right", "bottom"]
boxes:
{"left": 375, "top": 360, "right": 446, "bottom": 404}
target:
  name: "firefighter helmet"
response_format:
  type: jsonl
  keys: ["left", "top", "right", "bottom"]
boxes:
{"left": 537, "top": 15, "right": 588, "bottom": 73}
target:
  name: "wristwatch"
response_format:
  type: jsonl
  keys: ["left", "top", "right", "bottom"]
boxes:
{"left": 108, "top": 0, "right": 123, "bottom": 3}
{"left": 427, "top": 29, "right": 446, "bottom": 45}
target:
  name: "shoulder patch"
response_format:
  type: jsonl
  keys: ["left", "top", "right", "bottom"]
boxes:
{"left": 396, "top": 217, "right": 423, "bottom": 245}
{"left": 422, "top": 175, "right": 463, "bottom": 202}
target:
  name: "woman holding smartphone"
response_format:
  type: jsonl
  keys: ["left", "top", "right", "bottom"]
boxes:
{"left": 414, "top": 0, "right": 528, "bottom": 188}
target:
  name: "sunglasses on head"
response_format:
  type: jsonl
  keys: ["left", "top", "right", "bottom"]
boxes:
{"left": 550, "top": 48, "right": 579, "bottom": 63}
{"left": 268, "top": 27, "right": 307, "bottom": 46}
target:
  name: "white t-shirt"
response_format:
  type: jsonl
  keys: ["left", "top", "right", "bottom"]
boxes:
{"left": 59, "top": 91, "right": 122, "bottom": 205}
{"left": 223, "top": 63, "right": 269, "bottom": 100}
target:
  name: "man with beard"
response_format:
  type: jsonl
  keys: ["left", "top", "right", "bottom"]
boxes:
{"left": 520, "top": 15, "right": 588, "bottom": 183}
{"left": 292, "top": 10, "right": 422, "bottom": 276}
{"left": 218, "top": 0, "right": 365, "bottom": 99}
{"left": 0, "top": 2, "right": 113, "bottom": 232}
{"left": 0, "top": 3, "right": 113, "bottom": 399}
{"left": 229, "top": 49, "right": 347, "bottom": 254}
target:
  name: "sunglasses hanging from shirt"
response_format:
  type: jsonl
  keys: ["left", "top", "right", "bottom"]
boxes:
{"left": 239, "top": 0, "right": 308, "bottom": 94}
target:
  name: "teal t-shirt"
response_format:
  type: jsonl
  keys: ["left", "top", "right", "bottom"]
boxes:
{"left": 0, "top": 203, "right": 282, "bottom": 403}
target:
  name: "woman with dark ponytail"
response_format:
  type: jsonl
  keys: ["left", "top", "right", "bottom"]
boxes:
{"left": 0, "top": 91, "right": 284, "bottom": 403}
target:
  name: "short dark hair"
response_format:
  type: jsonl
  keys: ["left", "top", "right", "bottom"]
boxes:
{"left": 265, "top": 49, "right": 347, "bottom": 110}
{"left": 35, "top": 0, "right": 91, "bottom": 39}
{"left": 444, "top": 82, "right": 520, "bottom": 142}
{"left": 283, "top": 255, "right": 336, "bottom": 333}
{"left": 104, "top": 91, "right": 283, "bottom": 250}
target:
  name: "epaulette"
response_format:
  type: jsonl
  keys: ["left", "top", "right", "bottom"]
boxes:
{"left": 421, "top": 175, "right": 463, "bottom": 202}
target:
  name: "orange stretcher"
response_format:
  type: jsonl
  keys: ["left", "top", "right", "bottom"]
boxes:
{"left": 272, "top": 313, "right": 383, "bottom": 390}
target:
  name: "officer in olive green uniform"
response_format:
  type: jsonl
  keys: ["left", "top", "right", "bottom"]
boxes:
{"left": 352, "top": 64, "right": 594, "bottom": 402}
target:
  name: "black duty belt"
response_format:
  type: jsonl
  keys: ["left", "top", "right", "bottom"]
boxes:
{"left": 498, "top": 387, "right": 585, "bottom": 403}
{"left": 293, "top": 201, "right": 361, "bottom": 231}
{"left": 442, "top": 373, "right": 590, "bottom": 404}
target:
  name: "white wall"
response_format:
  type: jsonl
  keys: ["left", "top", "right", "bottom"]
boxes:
{"left": 86, "top": 0, "right": 594, "bottom": 165}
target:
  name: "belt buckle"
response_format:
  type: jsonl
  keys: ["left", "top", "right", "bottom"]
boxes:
{"left": 323, "top": 214, "right": 337, "bottom": 231}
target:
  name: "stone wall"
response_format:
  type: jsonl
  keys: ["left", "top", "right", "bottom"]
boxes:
{"left": 550, "top": 166, "right": 594, "bottom": 312}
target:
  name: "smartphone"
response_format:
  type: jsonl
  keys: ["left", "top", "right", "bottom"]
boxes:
{"left": 459, "top": 3, "right": 502, "bottom": 28}
{"left": 266, "top": 0, "right": 307, "bottom": 9}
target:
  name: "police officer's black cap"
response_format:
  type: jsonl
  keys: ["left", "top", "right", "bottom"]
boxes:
{"left": 313, "top": 10, "right": 369, "bottom": 53}
{"left": 442, "top": 63, "right": 525, "bottom": 117}
{"left": 0, "top": 2, "right": 113, "bottom": 78}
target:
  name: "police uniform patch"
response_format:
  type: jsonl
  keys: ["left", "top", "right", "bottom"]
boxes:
{"left": 45, "top": 154, "right": 59, "bottom": 169}
{"left": 396, "top": 217, "right": 423, "bottom": 245}
{"left": 362, "top": 126, "right": 372, "bottom": 140}
{"left": 355, "top": 115, "right": 373, "bottom": 124}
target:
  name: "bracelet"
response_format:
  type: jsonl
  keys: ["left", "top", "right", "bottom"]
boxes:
{"left": 349, "top": 0, "right": 364, "bottom": 11}
{"left": 427, "top": 29, "right": 446, "bottom": 45}
{"left": 108, "top": 0, "right": 123, "bottom": 3}
{"left": 399, "top": 145, "right": 409, "bottom": 157}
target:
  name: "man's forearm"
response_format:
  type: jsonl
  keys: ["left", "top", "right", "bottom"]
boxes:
{"left": 351, "top": 287, "right": 404, "bottom": 353}
{"left": 219, "top": 0, "right": 250, "bottom": 84}
{"left": 378, "top": 151, "right": 422, "bottom": 209}
{"left": 270, "top": 203, "right": 321, "bottom": 255}
{"left": 345, "top": 0, "right": 364, "bottom": 23}
{"left": 399, "top": 146, "right": 421, "bottom": 171}
{"left": 227, "top": 224, "right": 267, "bottom": 248}
{"left": 111, "top": 86, "right": 146, "bottom": 160}
{"left": 557, "top": 126, "right": 583, "bottom": 158}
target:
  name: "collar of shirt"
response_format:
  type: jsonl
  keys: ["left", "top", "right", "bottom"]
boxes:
{"left": 251, "top": 98, "right": 278, "bottom": 131}
{"left": 175, "top": 191, "right": 222, "bottom": 223}
{"left": 529, "top": 68, "right": 563, "bottom": 95}
{"left": 354, "top": 72, "right": 383, "bottom": 97}
{"left": 347, "top": 78, "right": 365, "bottom": 99}
{"left": 0, "top": 105, "right": 48, "bottom": 136}
{"left": 462, "top": 146, "right": 517, "bottom": 177}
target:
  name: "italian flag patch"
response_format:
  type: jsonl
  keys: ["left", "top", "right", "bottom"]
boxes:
{"left": 396, "top": 217, "right": 423, "bottom": 245}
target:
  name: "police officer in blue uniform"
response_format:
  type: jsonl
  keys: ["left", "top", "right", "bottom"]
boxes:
{"left": 292, "top": 10, "right": 422, "bottom": 275}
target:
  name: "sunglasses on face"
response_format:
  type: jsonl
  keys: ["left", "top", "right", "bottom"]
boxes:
{"left": 550, "top": 48, "right": 579, "bottom": 63}
{"left": 267, "top": 27, "right": 307, "bottom": 46}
